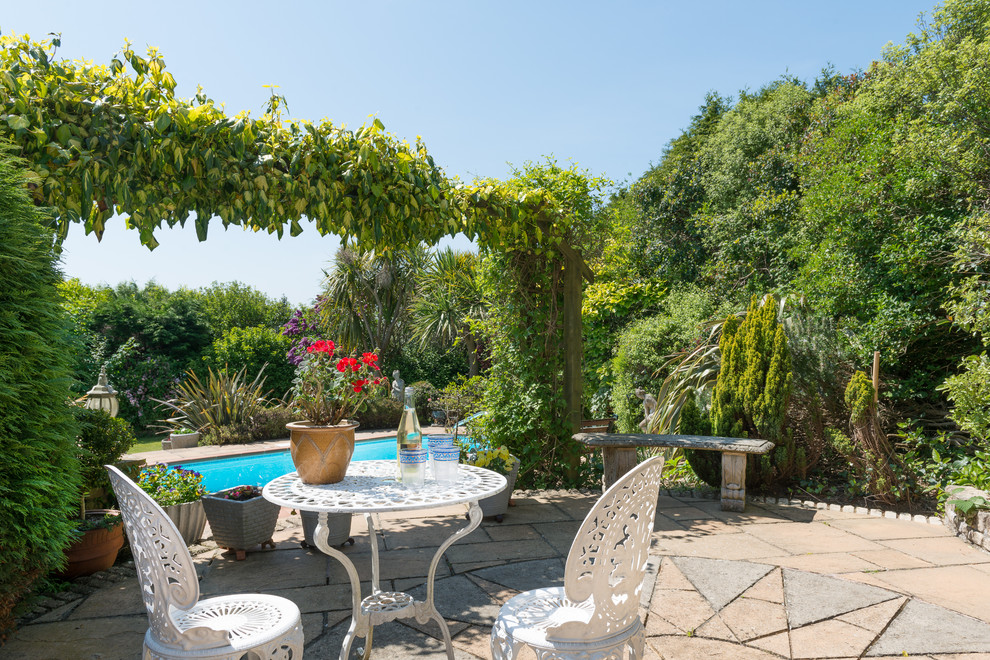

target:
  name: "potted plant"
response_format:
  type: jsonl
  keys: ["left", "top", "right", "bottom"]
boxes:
{"left": 463, "top": 444, "right": 520, "bottom": 522}
{"left": 136, "top": 464, "right": 208, "bottom": 545}
{"left": 62, "top": 408, "right": 136, "bottom": 578}
{"left": 285, "top": 339, "right": 386, "bottom": 484}
{"left": 201, "top": 485, "right": 280, "bottom": 560}
{"left": 167, "top": 427, "right": 201, "bottom": 449}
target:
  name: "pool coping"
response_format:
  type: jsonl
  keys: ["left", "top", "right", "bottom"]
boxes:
{"left": 124, "top": 425, "right": 451, "bottom": 466}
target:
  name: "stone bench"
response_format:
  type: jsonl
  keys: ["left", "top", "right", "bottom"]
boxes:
{"left": 573, "top": 432, "right": 775, "bottom": 511}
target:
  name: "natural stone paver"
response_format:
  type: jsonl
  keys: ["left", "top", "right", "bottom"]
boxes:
{"left": 783, "top": 568, "right": 899, "bottom": 627}
{"left": 836, "top": 596, "right": 907, "bottom": 632}
{"left": 746, "top": 519, "right": 886, "bottom": 554}
{"left": 748, "top": 630, "right": 792, "bottom": 656}
{"left": 766, "top": 551, "right": 883, "bottom": 574}
{"left": 869, "top": 565, "right": 990, "bottom": 622}
{"left": 671, "top": 556, "right": 773, "bottom": 610}
{"left": 880, "top": 536, "right": 990, "bottom": 566}
{"left": 790, "top": 618, "right": 877, "bottom": 658}
{"left": 743, "top": 568, "right": 784, "bottom": 603}
{"left": 827, "top": 516, "right": 953, "bottom": 540}
{"left": 868, "top": 600, "right": 990, "bottom": 655}
{"left": 13, "top": 485, "right": 990, "bottom": 659}
{"left": 648, "top": 634, "right": 779, "bottom": 659}
{"left": 852, "top": 548, "right": 936, "bottom": 570}
{"left": 718, "top": 597, "right": 788, "bottom": 641}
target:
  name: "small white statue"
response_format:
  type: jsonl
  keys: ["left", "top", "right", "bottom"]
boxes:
{"left": 635, "top": 388, "right": 657, "bottom": 433}
{"left": 391, "top": 370, "right": 405, "bottom": 401}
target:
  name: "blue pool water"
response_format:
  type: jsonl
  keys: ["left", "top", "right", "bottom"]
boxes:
{"left": 176, "top": 438, "right": 398, "bottom": 492}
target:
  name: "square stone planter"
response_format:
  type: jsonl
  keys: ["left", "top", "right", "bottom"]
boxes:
{"left": 202, "top": 488, "right": 280, "bottom": 560}
{"left": 478, "top": 459, "right": 519, "bottom": 522}
{"left": 162, "top": 499, "right": 207, "bottom": 545}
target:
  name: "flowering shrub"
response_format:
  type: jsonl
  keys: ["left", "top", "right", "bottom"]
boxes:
{"left": 137, "top": 464, "right": 206, "bottom": 507}
{"left": 290, "top": 339, "right": 387, "bottom": 426}
{"left": 220, "top": 485, "right": 261, "bottom": 501}
{"left": 463, "top": 445, "right": 517, "bottom": 476}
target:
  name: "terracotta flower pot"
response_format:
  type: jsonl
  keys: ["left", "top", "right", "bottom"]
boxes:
{"left": 62, "top": 509, "right": 125, "bottom": 578}
{"left": 286, "top": 420, "right": 360, "bottom": 484}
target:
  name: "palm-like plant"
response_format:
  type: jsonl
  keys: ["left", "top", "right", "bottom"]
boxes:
{"left": 319, "top": 243, "right": 429, "bottom": 361}
{"left": 410, "top": 248, "right": 486, "bottom": 376}
{"left": 154, "top": 365, "right": 270, "bottom": 434}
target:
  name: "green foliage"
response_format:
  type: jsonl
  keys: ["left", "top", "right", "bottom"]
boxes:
{"left": 844, "top": 371, "right": 876, "bottom": 424}
{"left": 198, "top": 281, "right": 293, "bottom": 339}
{"left": 391, "top": 343, "right": 467, "bottom": 392}
{"left": 410, "top": 247, "right": 486, "bottom": 376}
{"left": 155, "top": 366, "right": 270, "bottom": 433}
{"left": 707, "top": 296, "right": 799, "bottom": 488}
{"left": 409, "top": 381, "right": 438, "bottom": 421}
{"left": 136, "top": 465, "right": 205, "bottom": 507}
{"left": 582, "top": 278, "right": 666, "bottom": 406}
{"left": 0, "top": 148, "right": 81, "bottom": 634}
{"left": 940, "top": 353, "right": 990, "bottom": 441}
{"left": 73, "top": 408, "right": 136, "bottom": 506}
{"left": 201, "top": 406, "right": 297, "bottom": 445}
{"left": 610, "top": 288, "right": 717, "bottom": 433}
{"left": 353, "top": 397, "right": 403, "bottom": 430}
{"left": 434, "top": 375, "right": 486, "bottom": 432}
{"left": 475, "top": 159, "right": 609, "bottom": 489}
{"left": 320, "top": 244, "right": 429, "bottom": 363}
{"left": 202, "top": 326, "right": 295, "bottom": 401}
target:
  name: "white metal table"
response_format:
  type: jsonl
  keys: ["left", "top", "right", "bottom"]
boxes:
{"left": 263, "top": 459, "right": 507, "bottom": 660}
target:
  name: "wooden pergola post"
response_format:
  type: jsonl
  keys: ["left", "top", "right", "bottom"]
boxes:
{"left": 558, "top": 243, "right": 594, "bottom": 468}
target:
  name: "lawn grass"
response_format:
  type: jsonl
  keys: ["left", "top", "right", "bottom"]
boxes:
{"left": 129, "top": 435, "right": 163, "bottom": 454}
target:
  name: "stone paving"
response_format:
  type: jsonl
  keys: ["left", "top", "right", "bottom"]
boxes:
{"left": 5, "top": 489, "right": 990, "bottom": 659}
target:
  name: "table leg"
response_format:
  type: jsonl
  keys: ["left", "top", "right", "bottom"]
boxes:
{"left": 410, "top": 500, "right": 484, "bottom": 660}
{"left": 313, "top": 512, "right": 366, "bottom": 660}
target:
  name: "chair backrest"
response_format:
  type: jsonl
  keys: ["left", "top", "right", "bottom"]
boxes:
{"left": 106, "top": 464, "right": 203, "bottom": 648}
{"left": 553, "top": 456, "right": 664, "bottom": 641}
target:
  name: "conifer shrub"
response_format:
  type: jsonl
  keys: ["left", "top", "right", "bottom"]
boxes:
{"left": 687, "top": 295, "right": 803, "bottom": 490}
{"left": 0, "top": 149, "right": 82, "bottom": 635}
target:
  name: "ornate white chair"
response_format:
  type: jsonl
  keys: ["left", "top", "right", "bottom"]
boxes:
{"left": 490, "top": 456, "right": 664, "bottom": 660}
{"left": 106, "top": 465, "right": 304, "bottom": 660}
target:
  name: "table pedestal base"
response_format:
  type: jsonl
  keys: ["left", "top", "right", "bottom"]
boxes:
{"left": 315, "top": 501, "right": 484, "bottom": 660}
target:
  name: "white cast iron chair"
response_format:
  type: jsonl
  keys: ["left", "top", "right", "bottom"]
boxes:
{"left": 490, "top": 456, "right": 664, "bottom": 660}
{"left": 106, "top": 465, "right": 304, "bottom": 660}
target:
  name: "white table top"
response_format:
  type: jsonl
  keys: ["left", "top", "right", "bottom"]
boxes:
{"left": 262, "top": 459, "right": 508, "bottom": 513}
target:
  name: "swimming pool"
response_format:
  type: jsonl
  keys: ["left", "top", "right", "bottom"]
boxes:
{"left": 176, "top": 437, "right": 398, "bottom": 492}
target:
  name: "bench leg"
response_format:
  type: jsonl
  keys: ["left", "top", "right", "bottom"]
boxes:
{"left": 602, "top": 447, "right": 639, "bottom": 490}
{"left": 721, "top": 452, "right": 747, "bottom": 512}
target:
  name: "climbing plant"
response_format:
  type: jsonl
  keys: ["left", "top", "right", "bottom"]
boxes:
{"left": 0, "top": 32, "right": 560, "bottom": 253}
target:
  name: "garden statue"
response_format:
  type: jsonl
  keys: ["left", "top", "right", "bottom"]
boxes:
{"left": 635, "top": 388, "right": 657, "bottom": 433}
{"left": 392, "top": 370, "right": 404, "bottom": 401}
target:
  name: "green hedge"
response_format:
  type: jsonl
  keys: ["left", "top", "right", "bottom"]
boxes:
{"left": 0, "top": 148, "right": 82, "bottom": 634}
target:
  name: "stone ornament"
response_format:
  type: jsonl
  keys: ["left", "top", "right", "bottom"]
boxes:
{"left": 105, "top": 465, "right": 303, "bottom": 660}
{"left": 490, "top": 456, "right": 664, "bottom": 660}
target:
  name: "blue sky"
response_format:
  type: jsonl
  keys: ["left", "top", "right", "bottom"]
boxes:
{"left": 4, "top": 1, "right": 936, "bottom": 305}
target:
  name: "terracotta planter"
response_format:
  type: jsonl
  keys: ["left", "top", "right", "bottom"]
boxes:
{"left": 479, "top": 460, "right": 520, "bottom": 522}
{"left": 62, "top": 510, "right": 125, "bottom": 578}
{"left": 162, "top": 499, "right": 207, "bottom": 545}
{"left": 286, "top": 421, "right": 360, "bottom": 484}
{"left": 202, "top": 489, "right": 280, "bottom": 560}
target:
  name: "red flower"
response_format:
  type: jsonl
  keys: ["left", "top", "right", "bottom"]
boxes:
{"left": 307, "top": 340, "right": 335, "bottom": 355}
{"left": 361, "top": 352, "right": 378, "bottom": 366}
{"left": 336, "top": 358, "right": 348, "bottom": 373}
{"left": 352, "top": 378, "right": 367, "bottom": 393}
